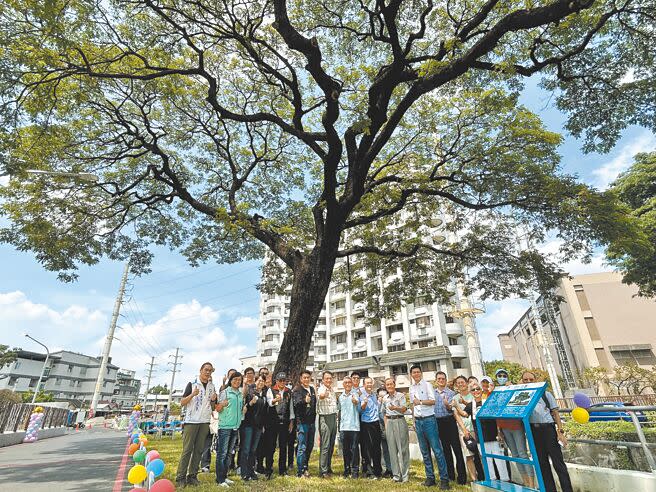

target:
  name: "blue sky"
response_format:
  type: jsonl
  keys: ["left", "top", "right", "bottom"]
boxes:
{"left": 1, "top": 78, "right": 654, "bottom": 390}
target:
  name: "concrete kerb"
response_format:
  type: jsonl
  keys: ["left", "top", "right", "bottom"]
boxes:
{"left": 0, "top": 427, "right": 68, "bottom": 448}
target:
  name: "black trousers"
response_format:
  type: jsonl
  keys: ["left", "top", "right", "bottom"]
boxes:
{"left": 265, "top": 421, "right": 289, "bottom": 474}
{"left": 360, "top": 421, "right": 382, "bottom": 477}
{"left": 287, "top": 421, "right": 296, "bottom": 469}
{"left": 255, "top": 424, "right": 268, "bottom": 472}
{"left": 436, "top": 415, "right": 467, "bottom": 484}
{"left": 531, "top": 423, "right": 573, "bottom": 492}
{"left": 341, "top": 430, "right": 360, "bottom": 475}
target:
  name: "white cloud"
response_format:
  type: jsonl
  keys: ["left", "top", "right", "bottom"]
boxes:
{"left": 592, "top": 132, "right": 656, "bottom": 189}
{"left": 476, "top": 298, "right": 530, "bottom": 361}
{"left": 234, "top": 316, "right": 259, "bottom": 330}
{"left": 0, "top": 292, "right": 250, "bottom": 393}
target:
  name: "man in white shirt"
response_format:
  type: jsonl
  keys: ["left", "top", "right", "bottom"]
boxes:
{"left": 317, "top": 370, "right": 338, "bottom": 477}
{"left": 409, "top": 364, "right": 449, "bottom": 490}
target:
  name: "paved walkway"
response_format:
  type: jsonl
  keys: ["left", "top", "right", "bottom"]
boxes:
{"left": 0, "top": 428, "right": 129, "bottom": 491}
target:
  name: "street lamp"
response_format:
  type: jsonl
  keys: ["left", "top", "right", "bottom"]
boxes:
{"left": 24, "top": 334, "right": 50, "bottom": 404}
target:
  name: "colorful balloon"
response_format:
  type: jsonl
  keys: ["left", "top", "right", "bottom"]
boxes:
{"left": 572, "top": 407, "right": 590, "bottom": 424}
{"left": 150, "top": 479, "right": 176, "bottom": 492}
{"left": 133, "top": 449, "right": 147, "bottom": 464}
{"left": 147, "top": 458, "right": 165, "bottom": 478}
{"left": 127, "top": 464, "right": 148, "bottom": 485}
{"left": 128, "top": 443, "right": 140, "bottom": 456}
{"left": 573, "top": 392, "right": 592, "bottom": 409}
{"left": 146, "top": 450, "right": 160, "bottom": 462}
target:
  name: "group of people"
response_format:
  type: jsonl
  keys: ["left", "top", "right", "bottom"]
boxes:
{"left": 174, "top": 362, "right": 573, "bottom": 492}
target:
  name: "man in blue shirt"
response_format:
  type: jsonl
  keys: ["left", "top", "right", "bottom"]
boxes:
{"left": 434, "top": 371, "right": 466, "bottom": 485}
{"left": 338, "top": 376, "right": 361, "bottom": 478}
{"left": 359, "top": 377, "right": 382, "bottom": 478}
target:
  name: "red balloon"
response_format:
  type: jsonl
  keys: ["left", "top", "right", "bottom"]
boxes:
{"left": 146, "top": 450, "right": 160, "bottom": 462}
{"left": 150, "top": 479, "right": 176, "bottom": 492}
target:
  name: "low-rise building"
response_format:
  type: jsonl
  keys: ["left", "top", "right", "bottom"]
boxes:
{"left": 498, "top": 272, "right": 656, "bottom": 392}
{"left": 0, "top": 350, "right": 119, "bottom": 405}
{"left": 112, "top": 369, "right": 142, "bottom": 409}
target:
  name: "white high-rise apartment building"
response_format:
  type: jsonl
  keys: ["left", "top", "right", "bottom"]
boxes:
{"left": 255, "top": 282, "right": 475, "bottom": 390}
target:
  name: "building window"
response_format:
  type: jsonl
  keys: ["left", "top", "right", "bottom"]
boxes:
{"left": 317, "top": 317, "right": 326, "bottom": 325}
{"left": 371, "top": 337, "right": 383, "bottom": 351}
{"left": 331, "top": 353, "right": 348, "bottom": 362}
{"left": 334, "top": 316, "right": 347, "bottom": 326}
{"left": 80, "top": 367, "right": 87, "bottom": 376}
{"left": 8, "top": 376, "right": 17, "bottom": 386}
{"left": 68, "top": 365, "right": 74, "bottom": 373}
{"left": 28, "top": 378, "right": 37, "bottom": 388}
{"left": 316, "top": 346, "right": 326, "bottom": 355}
{"left": 69, "top": 380, "right": 75, "bottom": 387}
{"left": 445, "top": 315, "right": 455, "bottom": 324}
{"left": 610, "top": 348, "right": 656, "bottom": 366}
{"left": 452, "top": 360, "right": 462, "bottom": 369}
{"left": 413, "top": 340, "right": 431, "bottom": 349}
{"left": 448, "top": 337, "right": 459, "bottom": 346}
{"left": 55, "top": 378, "right": 61, "bottom": 386}
{"left": 331, "top": 299, "right": 346, "bottom": 310}
{"left": 333, "top": 334, "right": 346, "bottom": 344}
{"left": 262, "top": 349, "right": 273, "bottom": 356}
{"left": 420, "top": 361, "right": 437, "bottom": 372}
{"left": 388, "top": 344, "right": 405, "bottom": 353}
{"left": 13, "top": 361, "right": 21, "bottom": 369}
{"left": 390, "top": 364, "right": 406, "bottom": 376}
{"left": 315, "top": 332, "right": 326, "bottom": 340}
{"left": 352, "top": 351, "right": 367, "bottom": 359}
{"left": 416, "top": 315, "right": 432, "bottom": 329}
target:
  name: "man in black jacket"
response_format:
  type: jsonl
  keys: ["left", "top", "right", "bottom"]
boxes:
{"left": 292, "top": 370, "right": 317, "bottom": 477}
{"left": 264, "top": 372, "right": 294, "bottom": 478}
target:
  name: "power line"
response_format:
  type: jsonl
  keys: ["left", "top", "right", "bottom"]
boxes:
{"left": 133, "top": 263, "right": 224, "bottom": 286}
{"left": 127, "top": 297, "right": 168, "bottom": 354}
{"left": 136, "top": 265, "right": 260, "bottom": 301}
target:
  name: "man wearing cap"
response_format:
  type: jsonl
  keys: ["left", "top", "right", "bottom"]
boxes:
{"left": 265, "top": 372, "right": 294, "bottom": 478}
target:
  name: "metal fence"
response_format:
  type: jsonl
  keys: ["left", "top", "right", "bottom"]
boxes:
{"left": 557, "top": 394, "right": 656, "bottom": 408}
{"left": 559, "top": 405, "right": 656, "bottom": 474}
{"left": 0, "top": 402, "right": 69, "bottom": 434}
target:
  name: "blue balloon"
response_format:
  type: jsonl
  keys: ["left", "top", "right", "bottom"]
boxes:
{"left": 133, "top": 436, "right": 140, "bottom": 443}
{"left": 573, "top": 392, "right": 592, "bottom": 409}
{"left": 147, "top": 458, "right": 165, "bottom": 477}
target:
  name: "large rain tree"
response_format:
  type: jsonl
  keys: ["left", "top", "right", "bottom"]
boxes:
{"left": 0, "top": 0, "right": 653, "bottom": 379}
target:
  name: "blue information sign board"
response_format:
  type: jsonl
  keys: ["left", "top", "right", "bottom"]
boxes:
{"left": 474, "top": 382, "right": 548, "bottom": 492}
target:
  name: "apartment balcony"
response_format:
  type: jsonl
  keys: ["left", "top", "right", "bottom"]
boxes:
{"left": 414, "top": 306, "right": 429, "bottom": 316}
{"left": 448, "top": 345, "right": 466, "bottom": 358}
{"left": 314, "top": 353, "right": 327, "bottom": 361}
{"left": 262, "top": 340, "right": 279, "bottom": 351}
{"left": 264, "top": 325, "right": 281, "bottom": 336}
{"left": 265, "top": 310, "right": 282, "bottom": 319}
{"left": 331, "top": 324, "right": 348, "bottom": 334}
{"left": 354, "top": 318, "right": 366, "bottom": 329}
{"left": 387, "top": 331, "right": 405, "bottom": 345}
{"left": 331, "top": 307, "right": 346, "bottom": 316}
{"left": 352, "top": 303, "right": 365, "bottom": 314}
{"left": 445, "top": 323, "right": 463, "bottom": 336}
{"left": 331, "top": 342, "right": 347, "bottom": 353}
{"left": 352, "top": 338, "right": 367, "bottom": 352}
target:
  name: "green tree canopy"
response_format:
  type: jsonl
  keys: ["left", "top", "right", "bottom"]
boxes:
{"left": 607, "top": 152, "right": 656, "bottom": 297}
{"left": 21, "top": 391, "right": 54, "bottom": 403}
{"left": 0, "top": 0, "right": 653, "bottom": 378}
{"left": 0, "top": 344, "right": 19, "bottom": 370}
{"left": 148, "top": 384, "right": 169, "bottom": 395}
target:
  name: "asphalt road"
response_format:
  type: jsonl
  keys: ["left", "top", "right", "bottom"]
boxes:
{"left": 0, "top": 428, "right": 129, "bottom": 491}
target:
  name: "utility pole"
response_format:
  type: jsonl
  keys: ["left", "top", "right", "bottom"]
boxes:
{"left": 449, "top": 283, "right": 485, "bottom": 380}
{"left": 91, "top": 263, "right": 129, "bottom": 413}
{"left": 143, "top": 357, "right": 157, "bottom": 409}
{"left": 167, "top": 348, "right": 182, "bottom": 408}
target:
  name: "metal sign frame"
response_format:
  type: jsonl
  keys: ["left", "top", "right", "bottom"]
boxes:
{"left": 474, "top": 382, "right": 548, "bottom": 492}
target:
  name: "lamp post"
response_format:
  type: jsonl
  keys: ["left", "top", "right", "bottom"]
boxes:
{"left": 24, "top": 334, "right": 50, "bottom": 404}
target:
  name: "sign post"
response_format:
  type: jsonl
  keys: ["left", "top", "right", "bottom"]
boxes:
{"left": 474, "top": 382, "right": 548, "bottom": 492}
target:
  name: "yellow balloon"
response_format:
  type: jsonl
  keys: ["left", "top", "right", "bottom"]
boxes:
{"left": 572, "top": 407, "right": 590, "bottom": 424}
{"left": 127, "top": 464, "right": 148, "bottom": 484}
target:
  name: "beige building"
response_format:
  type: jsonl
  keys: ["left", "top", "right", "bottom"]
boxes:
{"left": 499, "top": 272, "right": 656, "bottom": 390}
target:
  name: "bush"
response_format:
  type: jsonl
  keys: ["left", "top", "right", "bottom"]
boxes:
{"left": 0, "top": 389, "right": 21, "bottom": 404}
{"left": 565, "top": 420, "right": 656, "bottom": 443}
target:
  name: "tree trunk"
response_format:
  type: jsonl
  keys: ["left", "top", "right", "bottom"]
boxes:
{"left": 273, "top": 250, "right": 336, "bottom": 383}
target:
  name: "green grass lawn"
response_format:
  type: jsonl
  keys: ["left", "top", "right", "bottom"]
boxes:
{"left": 148, "top": 434, "right": 473, "bottom": 491}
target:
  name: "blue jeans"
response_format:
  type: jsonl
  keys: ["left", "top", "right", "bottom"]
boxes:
{"left": 216, "top": 428, "right": 238, "bottom": 484}
{"left": 415, "top": 416, "right": 448, "bottom": 482}
{"left": 296, "top": 422, "right": 315, "bottom": 475}
{"left": 239, "top": 426, "right": 262, "bottom": 479}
